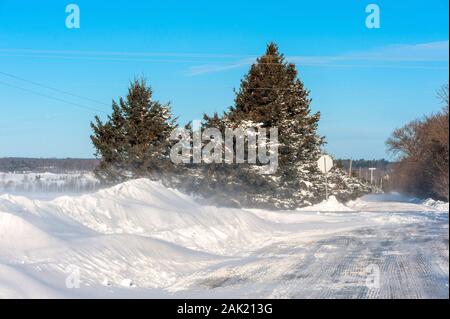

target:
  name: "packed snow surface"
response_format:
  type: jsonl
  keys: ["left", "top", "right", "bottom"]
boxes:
{"left": 0, "top": 179, "right": 448, "bottom": 298}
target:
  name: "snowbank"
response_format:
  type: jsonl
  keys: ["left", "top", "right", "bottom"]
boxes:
{"left": 421, "top": 198, "right": 449, "bottom": 212}
{"left": 1, "top": 179, "right": 307, "bottom": 256}
{"left": 297, "top": 196, "right": 354, "bottom": 212}
{"left": 0, "top": 178, "right": 447, "bottom": 298}
{"left": 347, "top": 193, "right": 449, "bottom": 212}
{"left": 0, "top": 211, "right": 62, "bottom": 251}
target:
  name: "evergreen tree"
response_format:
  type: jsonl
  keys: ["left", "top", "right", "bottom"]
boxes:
{"left": 90, "top": 79, "right": 176, "bottom": 182}
{"left": 228, "top": 42, "right": 323, "bottom": 168}
{"left": 227, "top": 43, "right": 324, "bottom": 206}
{"left": 175, "top": 43, "right": 371, "bottom": 208}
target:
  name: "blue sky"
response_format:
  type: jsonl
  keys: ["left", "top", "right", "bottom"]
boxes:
{"left": 0, "top": 0, "right": 448, "bottom": 159}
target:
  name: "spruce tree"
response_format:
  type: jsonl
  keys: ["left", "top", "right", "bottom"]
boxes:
{"left": 183, "top": 43, "right": 324, "bottom": 208}
{"left": 91, "top": 79, "right": 176, "bottom": 182}
{"left": 229, "top": 43, "right": 323, "bottom": 162}
{"left": 227, "top": 43, "right": 324, "bottom": 204}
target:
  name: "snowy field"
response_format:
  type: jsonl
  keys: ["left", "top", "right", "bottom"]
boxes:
{"left": 0, "top": 177, "right": 448, "bottom": 299}
{"left": 0, "top": 172, "right": 99, "bottom": 199}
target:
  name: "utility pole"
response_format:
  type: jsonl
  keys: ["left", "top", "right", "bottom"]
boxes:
{"left": 349, "top": 159, "right": 353, "bottom": 177}
{"left": 325, "top": 167, "right": 328, "bottom": 200}
{"left": 369, "top": 168, "right": 376, "bottom": 184}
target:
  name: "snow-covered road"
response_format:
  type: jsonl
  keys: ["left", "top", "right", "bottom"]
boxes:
{"left": 0, "top": 179, "right": 448, "bottom": 298}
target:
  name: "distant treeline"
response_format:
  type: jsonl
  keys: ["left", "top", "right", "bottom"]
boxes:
{"left": 335, "top": 159, "right": 394, "bottom": 189}
{"left": 336, "top": 159, "right": 391, "bottom": 170}
{"left": 0, "top": 158, "right": 99, "bottom": 173}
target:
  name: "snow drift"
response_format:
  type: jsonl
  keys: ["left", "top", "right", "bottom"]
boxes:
{"left": 0, "top": 178, "right": 448, "bottom": 298}
{"left": 421, "top": 198, "right": 449, "bottom": 212}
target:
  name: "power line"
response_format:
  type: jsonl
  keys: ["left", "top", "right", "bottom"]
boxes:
{"left": 0, "top": 80, "right": 107, "bottom": 114}
{"left": 0, "top": 70, "right": 110, "bottom": 107}
{"left": 0, "top": 48, "right": 249, "bottom": 59}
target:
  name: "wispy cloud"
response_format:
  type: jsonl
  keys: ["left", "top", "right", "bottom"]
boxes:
{"left": 187, "top": 40, "right": 449, "bottom": 76}
{"left": 290, "top": 41, "right": 449, "bottom": 64}
{"left": 1, "top": 41, "right": 447, "bottom": 76}
{"left": 187, "top": 58, "right": 255, "bottom": 76}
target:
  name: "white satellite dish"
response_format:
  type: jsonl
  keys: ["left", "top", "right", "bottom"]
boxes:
{"left": 317, "top": 155, "right": 333, "bottom": 174}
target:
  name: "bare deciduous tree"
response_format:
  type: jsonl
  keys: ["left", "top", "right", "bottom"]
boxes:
{"left": 386, "top": 85, "right": 449, "bottom": 201}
